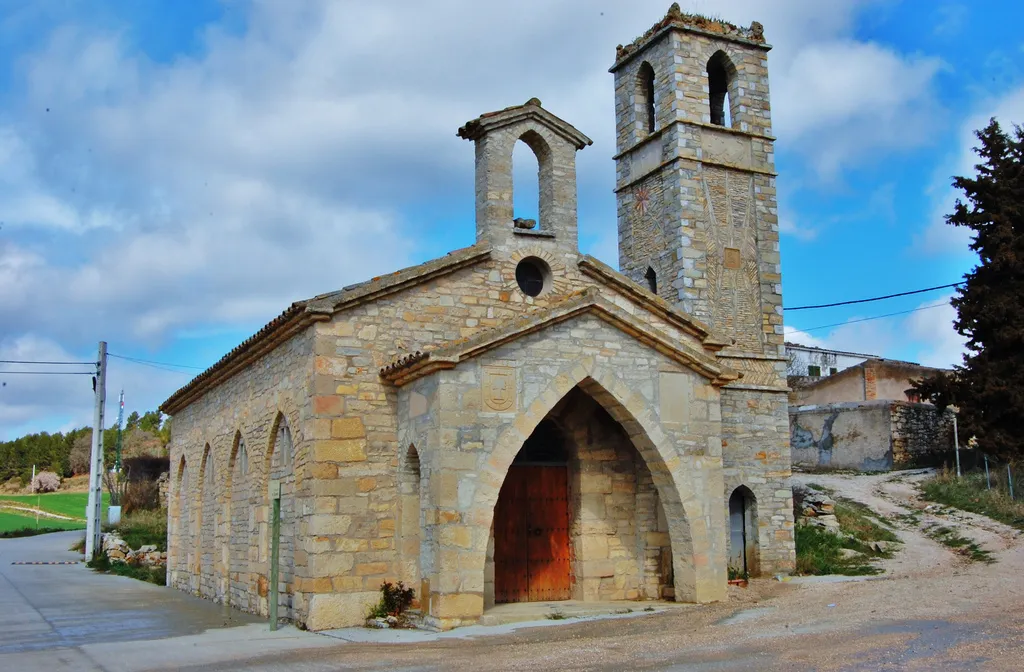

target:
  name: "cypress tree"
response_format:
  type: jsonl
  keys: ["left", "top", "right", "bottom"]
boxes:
{"left": 913, "top": 119, "right": 1024, "bottom": 460}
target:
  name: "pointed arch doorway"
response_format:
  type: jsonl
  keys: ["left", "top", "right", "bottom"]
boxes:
{"left": 728, "top": 486, "right": 758, "bottom": 577}
{"left": 493, "top": 419, "right": 571, "bottom": 603}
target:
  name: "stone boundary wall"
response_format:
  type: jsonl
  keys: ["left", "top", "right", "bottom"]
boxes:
{"left": 790, "top": 401, "right": 955, "bottom": 472}
{"left": 890, "top": 401, "right": 956, "bottom": 469}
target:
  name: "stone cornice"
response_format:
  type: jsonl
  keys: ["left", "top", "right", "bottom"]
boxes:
{"left": 457, "top": 99, "right": 593, "bottom": 150}
{"left": 611, "top": 120, "right": 775, "bottom": 164}
{"left": 380, "top": 288, "right": 740, "bottom": 387}
{"left": 577, "top": 255, "right": 733, "bottom": 351}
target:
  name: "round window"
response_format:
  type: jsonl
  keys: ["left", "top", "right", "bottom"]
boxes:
{"left": 515, "top": 257, "right": 550, "bottom": 297}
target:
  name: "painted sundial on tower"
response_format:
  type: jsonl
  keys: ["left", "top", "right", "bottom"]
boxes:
{"left": 633, "top": 186, "right": 650, "bottom": 216}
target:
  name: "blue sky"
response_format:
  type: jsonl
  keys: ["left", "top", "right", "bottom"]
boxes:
{"left": 1, "top": 0, "right": 1021, "bottom": 439}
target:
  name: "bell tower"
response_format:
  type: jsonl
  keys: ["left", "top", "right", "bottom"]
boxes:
{"left": 610, "top": 4, "right": 782, "bottom": 359}
{"left": 611, "top": 5, "right": 795, "bottom": 577}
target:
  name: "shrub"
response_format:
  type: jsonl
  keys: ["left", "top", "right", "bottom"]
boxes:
{"left": 103, "top": 469, "right": 128, "bottom": 506}
{"left": 31, "top": 471, "right": 61, "bottom": 493}
{"left": 795, "top": 525, "right": 881, "bottom": 577}
{"left": 122, "top": 480, "right": 161, "bottom": 514}
{"left": 86, "top": 548, "right": 165, "bottom": 585}
{"left": 368, "top": 581, "right": 415, "bottom": 619}
{"left": 122, "top": 456, "right": 170, "bottom": 482}
{"left": 116, "top": 509, "right": 168, "bottom": 552}
{"left": 921, "top": 471, "right": 1024, "bottom": 530}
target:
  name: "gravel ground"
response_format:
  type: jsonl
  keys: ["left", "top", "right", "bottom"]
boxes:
{"left": 179, "top": 470, "right": 1024, "bottom": 671}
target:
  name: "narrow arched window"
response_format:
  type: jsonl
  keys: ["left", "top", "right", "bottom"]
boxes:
{"left": 236, "top": 439, "right": 248, "bottom": 478}
{"left": 637, "top": 62, "right": 657, "bottom": 133}
{"left": 275, "top": 418, "right": 292, "bottom": 468}
{"left": 645, "top": 266, "right": 657, "bottom": 294}
{"left": 177, "top": 458, "right": 189, "bottom": 525}
{"left": 707, "top": 51, "right": 735, "bottom": 127}
{"left": 203, "top": 446, "right": 215, "bottom": 491}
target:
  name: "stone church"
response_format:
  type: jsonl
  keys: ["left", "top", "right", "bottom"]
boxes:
{"left": 161, "top": 4, "right": 794, "bottom": 631}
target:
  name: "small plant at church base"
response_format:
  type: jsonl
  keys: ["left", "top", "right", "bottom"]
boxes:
{"left": 728, "top": 566, "right": 749, "bottom": 582}
{"left": 367, "top": 581, "right": 416, "bottom": 624}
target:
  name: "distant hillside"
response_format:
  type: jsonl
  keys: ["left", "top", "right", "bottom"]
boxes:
{"left": 0, "top": 410, "right": 169, "bottom": 486}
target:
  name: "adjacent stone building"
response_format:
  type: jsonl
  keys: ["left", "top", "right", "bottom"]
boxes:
{"left": 789, "top": 356, "right": 957, "bottom": 471}
{"left": 161, "top": 4, "right": 795, "bottom": 631}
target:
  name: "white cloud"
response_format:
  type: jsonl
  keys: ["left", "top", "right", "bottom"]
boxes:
{"left": 778, "top": 204, "right": 818, "bottom": 241}
{"left": 772, "top": 41, "right": 944, "bottom": 177}
{"left": 0, "top": 0, "right": 956, "bottom": 433}
{"left": 933, "top": 3, "right": 969, "bottom": 37}
{"left": 906, "top": 295, "right": 966, "bottom": 368}
{"left": 782, "top": 325, "right": 830, "bottom": 349}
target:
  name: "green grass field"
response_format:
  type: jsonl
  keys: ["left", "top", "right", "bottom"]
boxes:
{"left": 0, "top": 492, "right": 109, "bottom": 521}
{"left": 0, "top": 510, "right": 86, "bottom": 533}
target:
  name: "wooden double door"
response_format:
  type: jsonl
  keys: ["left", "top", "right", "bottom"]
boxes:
{"left": 493, "top": 465, "right": 571, "bottom": 603}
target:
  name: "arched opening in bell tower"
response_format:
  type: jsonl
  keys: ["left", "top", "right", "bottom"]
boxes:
{"left": 636, "top": 61, "right": 657, "bottom": 134}
{"left": 707, "top": 51, "right": 737, "bottom": 128}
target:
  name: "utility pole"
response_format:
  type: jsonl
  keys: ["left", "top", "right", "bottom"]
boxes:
{"left": 952, "top": 409, "right": 961, "bottom": 478}
{"left": 114, "top": 390, "right": 125, "bottom": 473}
{"left": 32, "top": 464, "right": 38, "bottom": 530}
{"left": 85, "top": 341, "right": 107, "bottom": 559}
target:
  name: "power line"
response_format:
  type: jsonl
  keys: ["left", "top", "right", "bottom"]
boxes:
{"left": 0, "top": 371, "right": 95, "bottom": 375}
{"left": 0, "top": 359, "right": 96, "bottom": 365}
{"left": 787, "top": 282, "right": 963, "bottom": 312}
{"left": 800, "top": 300, "right": 950, "bottom": 333}
{"left": 108, "top": 353, "right": 205, "bottom": 371}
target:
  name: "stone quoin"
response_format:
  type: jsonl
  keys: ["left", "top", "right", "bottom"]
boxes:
{"left": 161, "top": 4, "right": 795, "bottom": 631}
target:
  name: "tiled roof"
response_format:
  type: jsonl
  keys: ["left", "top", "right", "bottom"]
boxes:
{"left": 160, "top": 244, "right": 491, "bottom": 415}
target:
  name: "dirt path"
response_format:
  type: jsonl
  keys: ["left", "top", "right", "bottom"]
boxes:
{"left": 0, "top": 503, "right": 81, "bottom": 521}
{"left": 793, "top": 469, "right": 1023, "bottom": 578}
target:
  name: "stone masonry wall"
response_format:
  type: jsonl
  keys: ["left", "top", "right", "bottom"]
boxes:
{"left": 790, "top": 401, "right": 954, "bottom": 472}
{"left": 790, "top": 402, "right": 893, "bottom": 472}
{"left": 720, "top": 386, "right": 794, "bottom": 575}
{"left": 611, "top": 15, "right": 793, "bottom": 578}
{"left": 167, "top": 326, "right": 314, "bottom": 622}
{"left": 890, "top": 401, "right": 955, "bottom": 469}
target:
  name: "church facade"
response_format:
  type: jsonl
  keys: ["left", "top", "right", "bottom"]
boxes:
{"left": 162, "top": 5, "right": 795, "bottom": 631}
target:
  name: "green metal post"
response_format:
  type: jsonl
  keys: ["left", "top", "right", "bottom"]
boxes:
{"left": 269, "top": 495, "right": 281, "bottom": 631}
